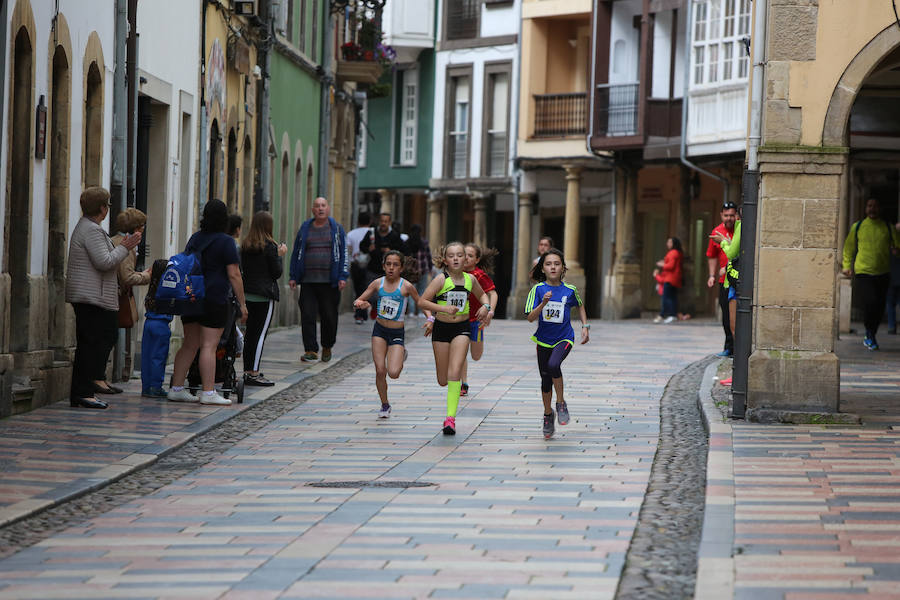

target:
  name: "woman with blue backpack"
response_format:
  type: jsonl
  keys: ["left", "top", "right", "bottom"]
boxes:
{"left": 166, "top": 199, "right": 248, "bottom": 406}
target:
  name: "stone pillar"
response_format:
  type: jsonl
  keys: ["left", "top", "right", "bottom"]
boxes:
{"left": 508, "top": 192, "right": 535, "bottom": 318}
{"left": 611, "top": 165, "right": 642, "bottom": 318}
{"left": 427, "top": 191, "right": 445, "bottom": 249}
{"left": 377, "top": 188, "right": 394, "bottom": 217}
{"left": 748, "top": 149, "right": 847, "bottom": 419}
{"left": 562, "top": 165, "right": 586, "bottom": 293}
{"left": 472, "top": 192, "right": 488, "bottom": 248}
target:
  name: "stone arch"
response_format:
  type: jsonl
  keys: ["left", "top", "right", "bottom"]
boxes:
{"left": 82, "top": 32, "right": 105, "bottom": 187}
{"left": 294, "top": 139, "right": 304, "bottom": 229}
{"left": 47, "top": 16, "right": 73, "bottom": 350}
{"left": 823, "top": 23, "right": 900, "bottom": 147}
{"left": 6, "top": 22, "right": 35, "bottom": 352}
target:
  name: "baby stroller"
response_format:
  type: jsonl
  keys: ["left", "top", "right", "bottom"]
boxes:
{"left": 186, "top": 296, "right": 245, "bottom": 403}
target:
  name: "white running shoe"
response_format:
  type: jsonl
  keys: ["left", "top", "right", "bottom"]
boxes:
{"left": 663, "top": 316, "right": 676, "bottom": 324}
{"left": 378, "top": 403, "right": 392, "bottom": 418}
{"left": 200, "top": 391, "right": 232, "bottom": 406}
{"left": 652, "top": 316, "right": 663, "bottom": 323}
{"left": 167, "top": 388, "right": 198, "bottom": 402}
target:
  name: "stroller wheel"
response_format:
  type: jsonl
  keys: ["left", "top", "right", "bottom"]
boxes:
{"left": 236, "top": 378, "right": 244, "bottom": 404}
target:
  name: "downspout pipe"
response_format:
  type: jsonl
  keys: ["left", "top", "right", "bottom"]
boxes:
{"left": 255, "top": 0, "right": 273, "bottom": 212}
{"left": 111, "top": 0, "right": 128, "bottom": 381}
{"left": 731, "top": 0, "right": 767, "bottom": 419}
{"left": 510, "top": 0, "right": 524, "bottom": 303}
{"left": 199, "top": 0, "right": 209, "bottom": 208}
{"left": 681, "top": 0, "right": 728, "bottom": 203}
{"left": 318, "top": 7, "right": 334, "bottom": 199}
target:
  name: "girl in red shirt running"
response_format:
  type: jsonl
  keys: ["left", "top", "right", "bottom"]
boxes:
{"left": 460, "top": 243, "right": 499, "bottom": 396}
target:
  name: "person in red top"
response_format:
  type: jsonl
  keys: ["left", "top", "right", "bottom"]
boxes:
{"left": 653, "top": 237, "right": 684, "bottom": 324}
{"left": 706, "top": 201, "right": 737, "bottom": 356}
{"left": 460, "top": 243, "right": 499, "bottom": 396}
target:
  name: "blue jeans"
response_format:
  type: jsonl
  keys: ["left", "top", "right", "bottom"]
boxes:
{"left": 141, "top": 313, "right": 173, "bottom": 391}
{"left": 887, "top": 284, "right": 900, "bottom": 331}
{"left": 660, "top": 283, "right": 678, "bottom": 318}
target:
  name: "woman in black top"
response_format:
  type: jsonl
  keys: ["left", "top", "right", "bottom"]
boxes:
{"left": 167, "top": 199, "right": 248, "bottom": 405}
{"left": 240, "top": 211, "right": 287, "bottom": 386}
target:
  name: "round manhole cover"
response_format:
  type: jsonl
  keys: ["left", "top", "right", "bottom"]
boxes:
{"left": 306, "top": 480, "right": 436, "bottom": 489}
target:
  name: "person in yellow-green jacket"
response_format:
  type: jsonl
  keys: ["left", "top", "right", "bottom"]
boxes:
{"left": 841, "top": 198, "right": 900, "bottom": 351}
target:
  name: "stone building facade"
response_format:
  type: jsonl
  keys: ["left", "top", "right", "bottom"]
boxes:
{"left": 748, "top": 0, "right": 900, "bottom": 413}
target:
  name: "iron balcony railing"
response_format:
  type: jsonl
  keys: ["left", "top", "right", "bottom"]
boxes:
{"left": 534, "top": 92, "right": 587, "bottom": 138}
{"left": 595, "top": 82, "right": 639, "bottom": 137}
{"left": 446, "top": 0, "right": 479, "bottom": 40}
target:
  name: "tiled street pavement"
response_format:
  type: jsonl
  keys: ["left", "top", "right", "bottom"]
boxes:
{"left": 0, "top": 314, "right": 376, "bottom": 527}
{"left": 0, "top": 319, "right": 719, "bottom": 599}
{"left": 697, "top": 330, "right": 900, "bottom": 600}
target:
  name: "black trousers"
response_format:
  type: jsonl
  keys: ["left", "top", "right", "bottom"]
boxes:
{"left": 856, "top": 273, "right": 890, "bottom": 337}
{"left": 244, "top": 299, "right": 275, "bottom": 372}
{"left": 718, "top": 283, "right": 733, "bottom": 352}
{"left": 70, "top": 303, "right": 118, "bottom": 399}
{"left": 299, "top": 283, "right": 340, "bottom": 352}
{"left": 351, "top": 263, "right": 369, "bottom": 321}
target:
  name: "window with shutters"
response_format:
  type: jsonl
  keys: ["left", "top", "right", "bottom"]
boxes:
{"left": 483, "top": 64, "right": 510, "bottom": 177}
{"left": 446, "top": 71, "right": 471, "bottom": 178}
{"left": 445, "top": 0, "right": 479, "bottom": 40}
{"left": 399, "top": 68, "right": 418, "bottom": 166}
{"left": 691, "top": 0, "right": 750, "bottom": 86}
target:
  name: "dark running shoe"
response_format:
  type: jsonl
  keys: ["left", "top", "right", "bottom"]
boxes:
{"left": 442, "top": 416, "right": 456, "bottom": 435}
{"left": 460, "top": 383, "right": 469, "bottom": 397}
{"left": 556, "top": 402, "right": 570, "bottom": 426}
{"left": 244, "top": 373, "right": 274, "bottom": 387}
{"left": 543, "top": 411, "right": 555, "bottom": 439}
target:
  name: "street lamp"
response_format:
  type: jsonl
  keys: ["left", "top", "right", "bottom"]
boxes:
{"left": 330, "top": 0, "right": 386, "bottom": 13}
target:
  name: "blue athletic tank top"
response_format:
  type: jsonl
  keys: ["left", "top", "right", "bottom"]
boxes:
{"left": 376, "top": 277, "right": 407, "bottom": 322}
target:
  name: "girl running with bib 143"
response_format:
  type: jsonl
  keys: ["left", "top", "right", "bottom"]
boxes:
{"left": 353, "top": 251, "right": 458, "bottom": 419}
{"left": 525, "top": 248, "right": 589, "bottom": 439}
{"left": 459, "top": 243, "right": 499, "bottom": 397}
{"left": 421, "top": 242, "right": 492, "bottom": 435}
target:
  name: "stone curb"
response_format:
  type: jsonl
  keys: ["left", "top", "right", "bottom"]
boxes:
{"left": 0, "top": 347, "right": 366, "bottom": 529}
{"left": 693, "top": 359, "right": 735, "bottom": 600}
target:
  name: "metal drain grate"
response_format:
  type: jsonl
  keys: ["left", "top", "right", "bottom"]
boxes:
{"left": 306, "top": 480, "right": 436, "bottom": 489}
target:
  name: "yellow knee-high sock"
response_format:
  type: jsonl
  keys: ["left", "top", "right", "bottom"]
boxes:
{"left": 446, "top": 380, "right": 461, "bottom": 417}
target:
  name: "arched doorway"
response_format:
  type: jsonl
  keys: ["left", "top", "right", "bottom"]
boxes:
{"left": 48, "top": 44, "right": 71, "bottom": 350}
{"left": 226, "top": 128, "right": 237, "bottom": 213}
{"left": 834, "top": 44, "right": 900, "bottom": 423}
{"left": 208, "top": 119, "right": 222, "bottom": 201}
{"left": 243, "top": 135, "right": 253, "bottom": 215}
{"left": 7, "top": 27, "right": 34, "bottom": 352}
{"left": 280, "top": 152, "right": 289, "bottom": 244}
{"left": 306, "top": 163, "right": 315, "bottom": 217}
{"left": 294, "top": 157, "right": 303, "bottom": 230}
{"left": 83, "top": 61, "right": 102, "bottom": 187}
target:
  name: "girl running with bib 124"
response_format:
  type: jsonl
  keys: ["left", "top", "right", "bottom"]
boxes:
{"left": 525, "top": 248, "right": 589, "bottom": 439}
{"left": 353, "top": 251, "right": 458, "bottom": 419}
{"left": 421, "top": 242, "right": 493, "bottom": 435}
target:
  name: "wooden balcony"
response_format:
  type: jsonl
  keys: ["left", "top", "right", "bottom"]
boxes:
{"left": 646, "top": 98, "right": 682, "bottom": 138}
{"left": 534, "top": 92, "right": 587, "bottom": 138}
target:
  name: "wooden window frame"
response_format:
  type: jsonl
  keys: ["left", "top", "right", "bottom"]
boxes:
{"left": 444, "top": 65, "right": 473, "bottom": 179}
{"left": 481, "top": 60, "right": 511, "bottom": 178}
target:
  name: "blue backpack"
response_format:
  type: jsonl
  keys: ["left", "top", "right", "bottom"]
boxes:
{"left": 154, "top": 237, "right": 215, "bottom": 315}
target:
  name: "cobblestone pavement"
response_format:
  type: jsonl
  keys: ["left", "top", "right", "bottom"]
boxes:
{"left": 0, "top": 313, "right": 378, "bottom": 527}
{"left": 0, "top": 318, "right": 719, "bottom": 599}
{"left": 696, "top": 328, "right": 900, "bottom": 600}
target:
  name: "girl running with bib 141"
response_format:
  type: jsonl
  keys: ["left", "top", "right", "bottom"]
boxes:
{"left": 421, "top": 242, "right": 492, "bottom": 435}
{"left": 525, "top": 248, "right": 589, "bottom": 439}
{"left": 459, "top": 243, "right": 499, "bottom": 397}
{"left": 353, "top": 251, "right": 458, "bottom": 419}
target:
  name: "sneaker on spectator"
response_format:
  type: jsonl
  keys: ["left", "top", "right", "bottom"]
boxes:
{"left": 142, "top": 387, "right": 168, "bottom": 398}
{"left": 321, "top": 348, "right": 332, "bottom": 362}
{"left": 543, "top": 411, "right": 555, "bottom": 439}
{"left": 244, "top": 373, "right": 274, "bottom": 387}
{"left": 716, "top": 349, "right": 733, "bottom": 357}
{"left": 652, "top": 316, "right": 663, "bottom": 323}
{"left": 301, "top": 352, "right": 318, "bottom": 362}
{"left": 200, "top": 391, "right": 231, "bottom": 406}
{"left": 167, "top": 388, "right": 197, "bottom": 402}
{"left": 663, "top": 316, "right": 676, "bottom": 324}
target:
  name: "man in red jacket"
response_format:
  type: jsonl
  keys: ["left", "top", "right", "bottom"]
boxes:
{"left": 706, "top": 201, "right": 737, "bottom": 357}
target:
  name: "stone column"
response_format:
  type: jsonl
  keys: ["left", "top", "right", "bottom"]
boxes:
{"left": 562, "top": 166, "right": 586, "bottom": 293}
{"left": 472, "top": 193, "right": 489, "bottom": 248}
{"left": 377, "top": 188, "right": 394, "bottom": 217}
{"left": 427, "top": 191, "right": 445, "bottom": 249}
{"left": 507, "top": 192, "right": 535, "bottom": 318}
{"left": 611, "top": 165, "right": 642, "bottom": 318}
{"left": 748, "top": 149, "right": 848, "bottom": 419}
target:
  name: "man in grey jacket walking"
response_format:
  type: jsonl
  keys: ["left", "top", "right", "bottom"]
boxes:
{"left": 66, "top": 187, "right": 141, "bottom": 408}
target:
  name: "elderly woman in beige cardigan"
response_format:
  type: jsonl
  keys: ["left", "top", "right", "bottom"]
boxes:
{"left": 65, "top": 188, "right": 141, "bottom": 409}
